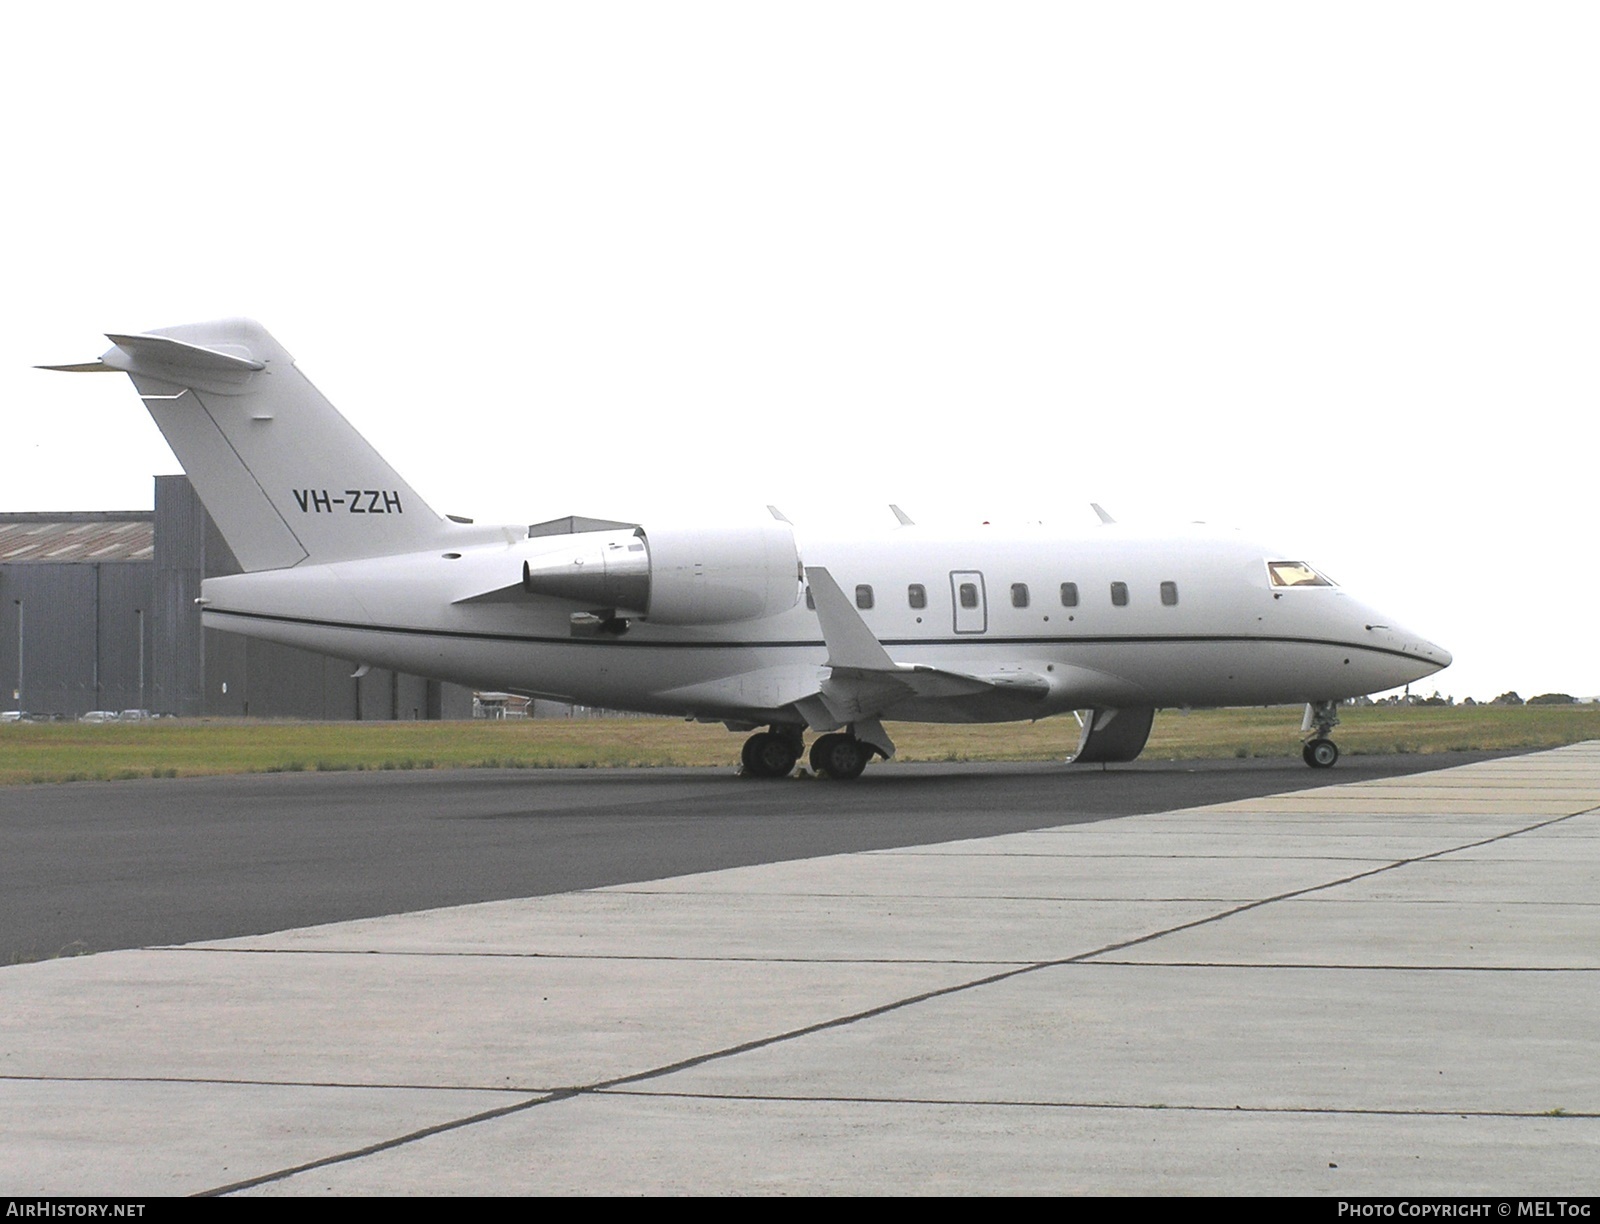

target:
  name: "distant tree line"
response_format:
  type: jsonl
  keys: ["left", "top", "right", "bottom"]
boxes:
{"left": 1487, "top": 692, "right": 1579, "bottom": 706}
{"left": 1354, "top": 691, "right": 1586, "bottom": 708}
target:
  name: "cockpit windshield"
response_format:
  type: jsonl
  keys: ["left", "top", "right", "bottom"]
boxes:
{"left": 1267, "top": 561, "right": 1336, "bottom": 588}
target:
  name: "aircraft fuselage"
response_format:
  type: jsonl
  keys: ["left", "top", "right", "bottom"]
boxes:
{"left": 199, "top": 519, "right": 1448, "bottom": 725}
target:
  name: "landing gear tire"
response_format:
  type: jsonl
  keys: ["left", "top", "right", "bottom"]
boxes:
{"left": 741, "top": 731, "right": 799, "bottom": 779}
{"left": 809, "top": 733, "right": 871, "bottom": 780}
{"left": 1302, "top": 738, "right": 1339, "bottom": 769}
{"left": 808, "top": 734, "right": 838, "bottom": 776}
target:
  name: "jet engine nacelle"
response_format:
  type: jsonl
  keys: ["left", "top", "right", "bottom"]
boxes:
{"left": 639, "top": 521, "right": 803, "bottom": 624}
{"left": 521, "top": 519, "right": 803, "bottom": 625}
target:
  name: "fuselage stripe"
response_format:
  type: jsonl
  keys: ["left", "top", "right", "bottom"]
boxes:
{"left": 202, "top": 608, "right": 1424, "bottom": 664}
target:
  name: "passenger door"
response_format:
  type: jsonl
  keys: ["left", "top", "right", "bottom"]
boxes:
{"left": 950, "top": 570, "right": 987, "bottom": 634}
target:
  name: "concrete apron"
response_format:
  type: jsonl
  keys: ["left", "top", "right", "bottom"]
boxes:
{"left": 4, "top": 743, "right": 1598, "bottom": 1196}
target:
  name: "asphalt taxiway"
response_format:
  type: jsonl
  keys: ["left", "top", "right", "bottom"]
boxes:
{"left": 1, "top": 752, "right": 1519, "bottom": 962}
{"left": 3, "top": 745, "right": 1597, "bottom": 1195}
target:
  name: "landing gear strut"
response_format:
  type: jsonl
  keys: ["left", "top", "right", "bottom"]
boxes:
{"left": 740, "top": 726, "right": 803, "bottom": 779}
{"left": 1301, "top": 700, "right": 1341, "bottom": 769}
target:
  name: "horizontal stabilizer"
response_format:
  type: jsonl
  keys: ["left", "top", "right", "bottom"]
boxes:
{"left": 36, "top": 361, "right": 118, "bottom": 373}
{"left": 42, "top": 331, "right": 268, "bottom": 393}
{"left": 104, "top": 332, "right": 266, "bottom": 374}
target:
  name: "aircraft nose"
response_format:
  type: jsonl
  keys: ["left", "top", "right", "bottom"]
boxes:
{"left": 1397, "top": 632, "right": 1452, "bottom": 678}
{"left": 1359, "top": 608, "right": 1452, "bottom": 684}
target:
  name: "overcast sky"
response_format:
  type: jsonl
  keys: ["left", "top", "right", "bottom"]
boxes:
{"left": 3, "top": 3, "right": 1595, "bottom": 702}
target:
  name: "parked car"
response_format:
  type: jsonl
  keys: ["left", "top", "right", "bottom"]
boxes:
{"left": 79, "top": 710, "right": 120, "bottom": 723}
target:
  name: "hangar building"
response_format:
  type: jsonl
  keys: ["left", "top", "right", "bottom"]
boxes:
{"left": 1, "top": 476, "right": 471, "bottom": 719}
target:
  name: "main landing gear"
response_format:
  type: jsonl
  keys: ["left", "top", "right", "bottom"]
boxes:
{"left": 808, "top": 732, "right": 872, "bottom": 780}
{"left": 1301, "top": 700, "right": 1341, "bottom": 769}
{"left": 740, "top": 727, "right": 803, "bottom": 779}
{"left": 738, "top": 726, "right": 880, "bottom": 780}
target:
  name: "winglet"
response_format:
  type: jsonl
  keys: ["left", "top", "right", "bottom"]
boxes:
{"left": 804, "top": 566, "right": 896, "bottom": 671}
{"left": 1091, "top": 502, "right": 1116, "bottom": 524}
{"left": 889, "top": 504, "right": 915, "bottom": 526}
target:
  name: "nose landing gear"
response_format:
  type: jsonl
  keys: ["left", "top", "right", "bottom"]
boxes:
{"left": 1302, "top": 738, "right": 1340, "bottom": 768}
{"left": 1301, "top": 700, "right": 1341, "bottom": 768}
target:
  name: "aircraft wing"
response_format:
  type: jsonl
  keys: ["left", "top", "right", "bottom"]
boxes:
{"left": 799, "top": 567, "right": 1052, "bottom": 742}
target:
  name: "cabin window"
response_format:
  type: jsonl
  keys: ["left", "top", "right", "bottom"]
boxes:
{"left": 1110, "top": 581, "right": 1129, "bottom": 607}
{"left": 959, "top": 582, "right": 979, "bottom": 609}
{"left": 805, "top": 589, "right": 815, "bottom": 610}
{"left": 1161, "top": 581, "right": 1178, "bottom": 606}
{"left": 1267, "top": 561, "right": 1335, "bottom": 588}
{"left": 907, "top": 583, "right": 927, "bottom": 610}
{"left": 1059, "top": 582, "right": 1079, "bottom": 608}
{"left": 1011, "top": 583, "right": 1029, "bottom": 608}
{"left": 855, "top": 584, "right": 874, "bottom": 610}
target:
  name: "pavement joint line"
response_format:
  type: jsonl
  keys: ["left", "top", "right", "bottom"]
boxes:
{"left": 713, "top": 857, "right": 1427, "bottom": 864}
{"left": 154, "top": 947, "right": 1040, "bottom": 965}
{"left": 1294, "top": 900, "right": 1600, "bottom": 907}
{"left": 198, "top": 1092, "right": 568, "bottom": 1197}
{"left": 193, "top": 960, "right": 1063, "bottom": 1195}
{"left": 0, "top": 1072, "right": 555, "bottom": 1093}
{"left": 1064, "top": 961, "right": 1600, "bottom": 972}
{"left": 597, "top": 1089, "right": 1600, "bottom": 1121}
{"left": 1072, "top": 808, "right": 1595, "bottom": 961}
{"left": 876, "top": 853, "right": 1478, "bottom": 861}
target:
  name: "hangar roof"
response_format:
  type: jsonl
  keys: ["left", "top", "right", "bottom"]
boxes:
{"left": 0, "top": 512, "right": 155, "bottom": 562}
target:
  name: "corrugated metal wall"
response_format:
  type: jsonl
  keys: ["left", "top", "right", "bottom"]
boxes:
{"left": 2, "top": 478, "right": 475, "bottom": 720}
{"left": 95, "top": 562, "right": 157, "bottom": 712}
{"left": 152, "top": 473, "right": 207, "bottom": 715}
{"left": 0, "top": 562, "right": 154, "bottom": 715}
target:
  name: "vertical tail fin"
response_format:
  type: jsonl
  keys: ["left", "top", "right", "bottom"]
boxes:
{"left": 42, "top": 319, "right": 450, "bottom": 571}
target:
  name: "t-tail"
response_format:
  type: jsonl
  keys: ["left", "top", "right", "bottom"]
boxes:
{"left": 41, "top": 319, "right": 453, "bottom": 571}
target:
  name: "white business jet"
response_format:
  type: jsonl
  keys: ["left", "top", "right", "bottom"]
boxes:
{"left": 45, "top": 320, "right": 1451, "bottom": 778}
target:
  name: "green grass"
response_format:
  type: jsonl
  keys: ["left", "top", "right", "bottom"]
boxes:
{"left": 0, "top": 705, "right": 1595, "bottom": 786}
